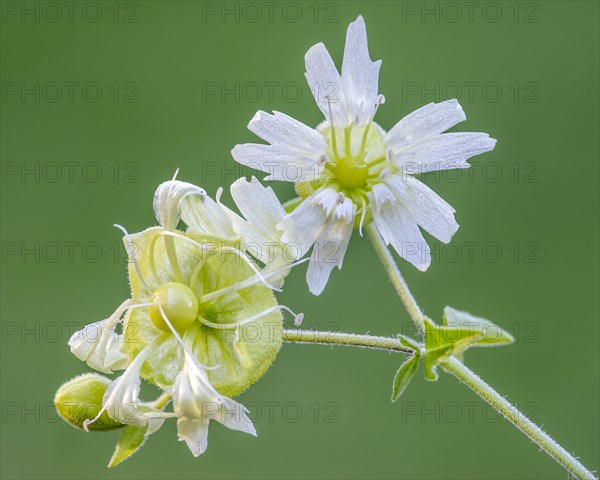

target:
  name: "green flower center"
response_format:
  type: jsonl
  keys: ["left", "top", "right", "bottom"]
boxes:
{"left": 148, "top": 282, "right": 199, "bottom": 332}
{"left": 295, "top": 121, "right": 393, "bottom": 226}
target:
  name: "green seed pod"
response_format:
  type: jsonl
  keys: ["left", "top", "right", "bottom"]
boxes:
{"left": 123, "top": 227, "right": 283, "bottom": 397}
{"left": 54, "top": 373, "right": 124, "bottom": 431}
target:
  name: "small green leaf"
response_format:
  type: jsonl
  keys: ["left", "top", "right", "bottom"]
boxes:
{"left": 391, "top": 353, "right": 420, "bottom": 401}
{"left": 442, "top": 307, "right": 514, "bottom": 346}
{"left": 108, "top": 424, "right": 148, "bottom": 468}
{"left": 423, "top": 308, "right": 514, "bottom": 380}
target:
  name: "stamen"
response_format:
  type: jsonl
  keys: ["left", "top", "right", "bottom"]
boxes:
{"left": 114, "top": 224, "right": 153, "bottom": 295}
{"left": 386, "top": 148, "right": 394, "bottom": 163}
{"left": 358, "top": 196, "right": 368, "bottom": 236}
{"left": 344, "top": 125, "right": 352, "bottom": 157}
{"left": 358, "top": 95, "right": 385, "bottom": 161}
{"left": 294, "top": 312, "right": 304, "bottom": 327}
{"left": 198, "top": 305, "right": 302, "bottom": 332}
{"left": 200, "top": 257, "right": 309, "bottom": 304}
{"left": 159, "top": 230, "right": 281, "bottom": 293}
{"left": 325, "top": 95, "right": 339, "bottom": 159}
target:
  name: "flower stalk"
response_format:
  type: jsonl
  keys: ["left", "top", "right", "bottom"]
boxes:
{"left": 363, "top": 224, "right": 596, "bottom": 479}
{"left": 283, "top": 326, "right": 596, "bottom": 479}
{"left": 282, "top": 329, "right": 414, "bottom": 354}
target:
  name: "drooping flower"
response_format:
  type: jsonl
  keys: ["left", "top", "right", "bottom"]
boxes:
{"left": 172, "top": 351, "right": 256, "bottom": 456}
{"left": 232, "top": 16, "right": 496, "bottom": 294}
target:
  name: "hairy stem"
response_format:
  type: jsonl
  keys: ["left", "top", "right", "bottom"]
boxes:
{"left": 364, "top": 222, "right": 596, "bottom": 479}
{"left": 284, "top": 328, "right": 596, "bottom": 479}
{"left": 282, "top": 329, "right": 414, "bottom": 354}
{"left": 366, "top": 223, "right": 425, "bottom": 333}
{"left": 442, "top": 357, "right": 595, "bottom": 479}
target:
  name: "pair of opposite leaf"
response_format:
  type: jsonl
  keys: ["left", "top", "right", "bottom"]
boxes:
{"left": 392, "top": 307, "right": 514, "bottom": 402}
{"left": 56, "top": 16, "right": 505, "bottom": 465}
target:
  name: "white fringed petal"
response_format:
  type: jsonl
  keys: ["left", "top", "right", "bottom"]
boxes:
{"left": 99, "top": 344, "right": 175, "bottom": 432}
{"left": 369, "top": 184, "right": 431, "bottom": 271}
{"left": 173, "top": 352, "right": 256, "bottom": 457}
{"left": 341, "top": 15, "right": 382, "bottom": 126}
{"left": 69, "top": 300, "right": 130, "bottom": 374}
{"left": 390, "top": 132, "right": 497, "bottom": 174}
{"left": 279, "top": 188, "right": 355, "bottom": 294}
{"left": 384, "top": 99, "right": 466, "bottom": 149}
{"left": 180, "top": 190, "right": 236, "bottom": 238}
{"left": 386, "top": 174, "right": 458, "bottom": 244}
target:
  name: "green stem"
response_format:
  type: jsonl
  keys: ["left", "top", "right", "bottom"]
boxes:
{"left": 153, "top": 392, "right": 171, "bottom": 410}
{"left": 284, "top": 328, "right": 596, "bottom": 479}
{"left": 442, "top": 357, "right": 595, "bottom": 480}
{"left": 366, "top": 223, "right": 425, "bottom": 334}
{"left": 365, "top": 222, "right": 596, "bottom": 479}
{"left": 282, "top": 329, "right": 413, "bottom": 354}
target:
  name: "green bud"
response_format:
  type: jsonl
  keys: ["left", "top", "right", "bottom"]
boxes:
{"left": 54, "top": 373, "right": 124, "bottom": 431}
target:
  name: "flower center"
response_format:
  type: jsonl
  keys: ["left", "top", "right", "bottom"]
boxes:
{"left": 334, "top": 155, "right": 370, "bottom": 190}
{"left": 149, "top": 282, "right": 199, "bottom": 332}
{"left": 307, "top": 122, "right": 390, "bottom": 203}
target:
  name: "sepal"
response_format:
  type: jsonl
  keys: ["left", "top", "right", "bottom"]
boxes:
{"left": 54, "top": 373, "right": 124, "bottom": 431}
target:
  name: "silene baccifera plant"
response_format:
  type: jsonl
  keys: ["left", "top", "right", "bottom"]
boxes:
{"left": 54, "top": 16, "right": 596, "bottom": 479}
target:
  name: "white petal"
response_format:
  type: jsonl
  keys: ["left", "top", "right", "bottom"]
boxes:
{"left": 230, "top": 176, "right": 286, "bottom": 233}
{"left": 217, "top": 398, "right": 257, "bottom": 436}
{"left": 384, "top": 99, "right": 466, "bottom": 149}
{"left": 229, "top": 177, "right": 288, "bottom": 264}
{"left": 369, "top": 185, "right": 431, "bottom": 271}
{"left": 389, "top": 175, "right": 459, "bottom": 243}
{"left": 304, "top": 42, "right": 349, "bottom": 127}
{"left": 231, "top": 143, "right": 323, "bottom": 183}
{"left": 153, "top": 180, "right": 206, "bottom": 231}
{"left": 103, "top": 345, "right": 160, "bottom": 427}
{"left": 306, "top": 199, "right": 355, "bottom": 295}
{"left": 177, "top": 418, "right": 209, "bottom": 457}
{"left": 341, "top": 16, "right": 382, "bottom": 126}
{"left": 247, "top": 110, "right": 326, "bottom": 152}
{"left": 180, "top": 191, "right": 236, "bottom": 238}
{"left": 391, "top": 132, "right": 497, "bottom": 174}
{"left": 69, "top": 300, "right": 130, "bottom": 374}
{"left": 278, "top": 190, "right": 331, "bottom": 257}
{"left": 173, "top": 353, "right": 256, "bottom": 456}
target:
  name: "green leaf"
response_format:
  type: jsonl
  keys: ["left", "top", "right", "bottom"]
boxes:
{"left": 391, "top": 353, "right": 420, "bottom": 402}
{"left": 108, "top": 424, "right": 148, "bottom": 468}
{"left": 423, "top": 308, "right": 514, "bottom": 380}
{"left": 442, "top": 307, "right": 514, "bottom": 346}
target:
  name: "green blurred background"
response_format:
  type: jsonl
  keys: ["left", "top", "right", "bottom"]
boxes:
{"left": 1, "top": 1, "right": 598, "bottom": 478}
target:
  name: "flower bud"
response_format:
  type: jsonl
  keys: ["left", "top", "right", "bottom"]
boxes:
{"left": 54, "top": 373, "right": 124, "bottom": 431}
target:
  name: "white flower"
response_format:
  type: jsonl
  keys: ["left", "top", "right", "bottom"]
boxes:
{"left": 172, "top": 351, "right": 256, "bottom": 457}
{"left": 68, "top": 300, "right": 130, "bottom": 374}
{"left": 232, "top": 16, "right": 496, "bottom": 294}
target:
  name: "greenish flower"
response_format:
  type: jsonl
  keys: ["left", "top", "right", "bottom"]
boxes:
{"left": 65, "top": 176, "right": 302, "bottom": 457}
